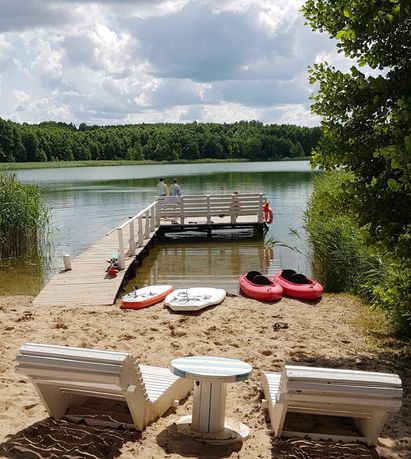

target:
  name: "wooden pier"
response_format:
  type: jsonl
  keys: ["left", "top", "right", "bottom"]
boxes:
{"left": 33, "top": 193, "right": 267, "bottom": 307}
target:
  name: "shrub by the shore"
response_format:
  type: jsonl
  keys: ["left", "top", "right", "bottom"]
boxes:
{"left": 305, "top": 171, "right": 410, "bottom": 337}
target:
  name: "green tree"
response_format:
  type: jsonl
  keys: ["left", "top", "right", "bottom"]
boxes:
{"left": 22, "top": 132, "right": 39, "bottom": 162}
{"left": 126, "top": 143, "right": 144, "bottom": 160}
{"left": 302, "top": 0, "right": 411, "bottom": 254}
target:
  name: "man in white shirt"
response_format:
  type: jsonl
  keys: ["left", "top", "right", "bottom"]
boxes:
{"left": 157, "top": 177, "right": 168, "bottom": 196}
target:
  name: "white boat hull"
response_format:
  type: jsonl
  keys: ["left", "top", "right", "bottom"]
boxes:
{"left": 121, "top": 285, "right": 173, "bottom": 309}
{"left": 165, "top": 288, "right": 226, "bottom": 312}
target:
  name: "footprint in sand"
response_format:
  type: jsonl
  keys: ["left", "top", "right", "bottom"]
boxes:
{"left": 261, "top": 350, "right": 273, "bottom": 356}
{"left": 120, "top": 333, "right": 134, "bottom": 340}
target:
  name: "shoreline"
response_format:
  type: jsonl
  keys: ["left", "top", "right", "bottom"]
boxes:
{"left": 0, "top": 157, "right": 308, "bottom": 171}
{"left": 0, "top": 293, "right": 409, "bottom": 458}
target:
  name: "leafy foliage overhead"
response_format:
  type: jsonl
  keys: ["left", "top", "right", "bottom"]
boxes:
{"left": 302, "top": 0, "right": 411, "bottom": 254}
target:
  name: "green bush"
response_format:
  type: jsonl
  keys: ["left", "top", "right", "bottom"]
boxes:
{"left": 305, "top": 171, "right": 410, "bottom": 337}
{"left": 368, "top": 258, "right": 411, "bottom": 338}
{"left": 306, "top": 215, "right": 366, "bottom": 292}
{"left": 0, "top": 172, "right": 47, "bottom": 258}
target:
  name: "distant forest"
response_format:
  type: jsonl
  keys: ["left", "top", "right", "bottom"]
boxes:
{"left": 0, "top": 118, "right": 321, "bottom": 163}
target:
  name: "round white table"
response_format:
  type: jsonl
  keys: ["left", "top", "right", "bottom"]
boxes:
{"left": 170, "top": 356, "right": 252, "bottom": 443}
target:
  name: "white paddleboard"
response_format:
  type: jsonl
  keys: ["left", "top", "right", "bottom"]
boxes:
{"left": 165, "top": 288, "right": 226, "bottom": 311}
{"left": 121, "top": 285, "right": 173, "bottom": 309}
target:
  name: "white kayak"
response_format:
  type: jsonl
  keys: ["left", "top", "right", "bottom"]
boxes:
{"left": 121, "top": 285, "right": 173, "bottom": 309}
{"left": 165, "top": 288, "right": 226, "bottom": 312}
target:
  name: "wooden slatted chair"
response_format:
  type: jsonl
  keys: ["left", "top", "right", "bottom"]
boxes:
{"left": 261, "top": 365, "right": 403, "bottom": 445}
{"left": 15, "top": 343, "right": 192, "bottom": 430}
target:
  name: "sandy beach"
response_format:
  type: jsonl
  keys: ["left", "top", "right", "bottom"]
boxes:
{"left": 0, "top": 294, "right": 409, "bottom": 459}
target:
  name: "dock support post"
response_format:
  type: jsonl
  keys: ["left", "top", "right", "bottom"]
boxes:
{"left": 155, "top": 201, "right": 160, "bottom": 227}
{"left": 180, "top": 197, "right": 185, "bottom": 225}
{"left": 117, "top": 228, "right": 125, "bottom": 270}
{"left": 129, "top": 221, "right": 135, "bottom": 256}
{"left": 145, "top": 210, "right": 150, "bottom": 239}
{"left": 150, "top": 205, "right": 155, "bottom": 231}
{"left": 138, "top": 217, "right": 144, "bottom": 247}
{"left": 207, "top": 226, "right": 212, "bottom": 238}
{"left": 258, "top": 193, "right": 264, "bottom": 223}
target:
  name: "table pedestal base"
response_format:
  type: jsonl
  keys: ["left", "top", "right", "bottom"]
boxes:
{"left": 169, "top": 415, "right": 250, "bottom": 444}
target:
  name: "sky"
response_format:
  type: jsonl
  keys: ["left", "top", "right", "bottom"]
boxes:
{"left": 0, "top": 0, "right": 350, "bottom": 127}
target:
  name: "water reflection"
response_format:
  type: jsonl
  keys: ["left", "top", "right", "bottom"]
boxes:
{"left": 128, "top": 238, "right": 275, "bottom": 294}
{"left": 3, "top": 161, "right": 314, "bottom": 295}
{"left": 0, "top": 246, "right": 46, "bottom": 296}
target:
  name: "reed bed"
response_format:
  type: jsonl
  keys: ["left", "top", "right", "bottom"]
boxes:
{"left": 305, "top": 171, "right": 410, "bottom": 337}
{"left": 0, "top": 172, "right": 48, "bottom": 258}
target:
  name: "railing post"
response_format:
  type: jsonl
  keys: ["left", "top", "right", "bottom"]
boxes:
{"left": 129, "top": 221, "right": 135, "bottom": 256}
{"left": 138, "top": 215, "right": 144, "bottom": 247}
{"left": 150, "top": 204, "right": 155, "bottom": 231}
{"left": 180, "top": 197, "right": 185, "bottom": 225}
{"left": 117, "top": 228, "right": 125, "bottom": 270}
{"left": 230, "top": 193, "right": 235, "bottom": 224}
{"left": 145, "top": 210, "right": 150, "bottom": 238}
{"left": 155, "top": 199, "right": 161, "bottom": 226}
{"left": 206, "top": 195, "right": 211, "bottom": 224}
{"left": 258, "top": 193, "right": 264, "bottom": 223}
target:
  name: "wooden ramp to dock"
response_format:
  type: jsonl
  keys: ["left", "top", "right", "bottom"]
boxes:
{"left": 33, "top": 228, "right": 159, "bottom": 307}
{"left": 33, "top": 193, "right": 267, "bottom": 307}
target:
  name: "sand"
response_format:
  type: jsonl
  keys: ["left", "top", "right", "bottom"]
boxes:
{"left": 0, "top": 294, "right": 409, "bottom": 459}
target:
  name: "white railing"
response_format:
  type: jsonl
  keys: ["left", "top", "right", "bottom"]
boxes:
{"left": 157, "top": 193, "right": 266, "bottom": 225}
{"left": 115, "top": 201, "right": 159, "bottom": 270}
{"left": 112, "top": 192, "right": 267, "bottom": 270}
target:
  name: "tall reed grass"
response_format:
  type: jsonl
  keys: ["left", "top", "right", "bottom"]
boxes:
{"left": 0, "top": 172, "right": 48, "bottom": 258}
{"left": 305, "top": 171, "right": 410, "bottom": 337}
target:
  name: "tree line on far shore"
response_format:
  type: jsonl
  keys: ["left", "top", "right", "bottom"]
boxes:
{"left": 0, "top": 119, "right": 320, "bottom": 163}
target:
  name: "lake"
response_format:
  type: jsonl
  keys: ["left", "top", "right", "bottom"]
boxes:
{"left": 1, "top": 161, "right": 314, "bottom": 295}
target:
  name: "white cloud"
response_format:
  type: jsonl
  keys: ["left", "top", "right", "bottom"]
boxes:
{"left": 0, "top": 0, "right": 349, "bottom": 126}
{"left": 11, "top": 90, "right": 71, "bottom": 122}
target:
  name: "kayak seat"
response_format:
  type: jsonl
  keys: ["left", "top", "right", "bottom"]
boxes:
{"left": 290, "top": 273, "right": 310, "bottom": 284}
{"left": 252, "top": 275, "right": 272, "bottom": 286}
{"left": 281, "top": 269, "right": 296, "bottom": 281}
{"left": 246, "top": 271, "right": 262, "bottom": 282}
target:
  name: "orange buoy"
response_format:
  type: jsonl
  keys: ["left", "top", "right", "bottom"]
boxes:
{"left": 262, "top": 202, "right": 273, "bottom": 224}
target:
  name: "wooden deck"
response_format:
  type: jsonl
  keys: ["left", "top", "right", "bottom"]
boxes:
{"left": 33, "top": 194, "right": 267, "bottom": 307}
{"left": 33, "top": 228, "right": 159, "bottom": 307}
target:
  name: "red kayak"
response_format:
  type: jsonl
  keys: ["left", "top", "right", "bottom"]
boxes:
{"left": 239, "top": 271, "right": 283, "bottom": 301}
{"left": 272, "top": 269, "right": 323, "bottom": 300}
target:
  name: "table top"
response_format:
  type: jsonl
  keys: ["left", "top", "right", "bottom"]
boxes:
{"left": 170, "top": 356, "right": 252, "bottom": 383}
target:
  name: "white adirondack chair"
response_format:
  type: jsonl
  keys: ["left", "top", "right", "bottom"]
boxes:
{"left": 15, "top": 343, "right": 192, "bottom": 430}
{"left": 261, "top": 365, "right": 403, "bottom": 445}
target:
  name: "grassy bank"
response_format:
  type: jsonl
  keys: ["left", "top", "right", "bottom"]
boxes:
{"left": 305, "top": 171, "right": 411, "bottom": 338}
{"left": 0, "top": 157, "right": 308, "bottom": 171}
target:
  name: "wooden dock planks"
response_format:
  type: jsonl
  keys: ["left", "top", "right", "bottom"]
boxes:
{"left": 33, "top": 214, "right": 263, "bottom": 307}
{"left": 33, "top": 229, "right": 159, "bottom": 307}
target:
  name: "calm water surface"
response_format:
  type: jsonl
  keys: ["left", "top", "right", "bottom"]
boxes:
{"left": 1, "top": 161, "right": 314, "bottom": 295}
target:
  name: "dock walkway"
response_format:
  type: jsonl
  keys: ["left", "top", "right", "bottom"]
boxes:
{"left": 33, "top": 193, "right": 267, "bottom": 307}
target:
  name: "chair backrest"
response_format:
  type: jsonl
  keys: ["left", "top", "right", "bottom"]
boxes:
{"left": 15, "top": 343, "right": 141, "bottom": 392}
{"left": 283, "top": 365, "right": 403, "bottom": 402}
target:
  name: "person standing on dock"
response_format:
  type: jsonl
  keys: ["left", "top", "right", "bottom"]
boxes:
{"left": 157, "top": 177, "right": 168, "bottom": 196}
{"left": 169, "top": 178, "right": 181, "bottom": 196}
